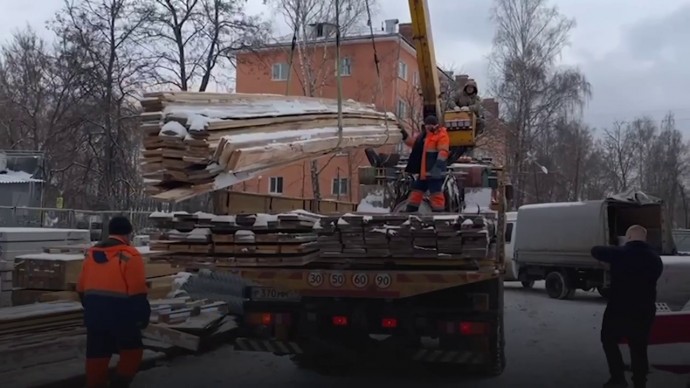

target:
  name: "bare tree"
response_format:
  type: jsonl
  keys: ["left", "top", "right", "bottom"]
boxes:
{"left": 489, "top": 0, "right": 591, "bottom": 205}
{"left": 52, "top": 0, "right": 152, "bottom": 209}
{"left": 141, "top": 0, "right": 269, "bottom": 91}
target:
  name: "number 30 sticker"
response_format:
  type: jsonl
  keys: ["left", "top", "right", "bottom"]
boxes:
{"left": 307, "top": 271, "right": 324, "bottom": 287}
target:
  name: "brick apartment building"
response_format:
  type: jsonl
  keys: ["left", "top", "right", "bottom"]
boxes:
{"left": 233, "top": 20, "right": 506, "bottom": 203}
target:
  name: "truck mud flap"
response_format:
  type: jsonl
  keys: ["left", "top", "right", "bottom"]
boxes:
{"left": 234, "top": 338, "right": 303, "bottom": 354}
{"left": 412, "top": 349, "right": 487, "bottom": 364}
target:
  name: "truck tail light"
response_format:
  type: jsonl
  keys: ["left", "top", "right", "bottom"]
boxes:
{"left": 459, "top": 321, "right": 488, "bottom": 336}
{"left": 332, "top": 315, "right": 348, "bottom": 326}
{"left": 381, "top": 317, "right": 398, "bottom": 328}
{"left": 246, "top": 312, "right": 292, "bottom": 326}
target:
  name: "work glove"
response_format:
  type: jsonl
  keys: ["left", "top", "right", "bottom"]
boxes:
{"left": 429, "top": 159, "right": 447, "bottom": 179}
{"left": 400, "top": 128, "right": 409, "bottom": 141}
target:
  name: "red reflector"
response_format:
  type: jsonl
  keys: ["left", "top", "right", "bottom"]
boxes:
{"left": 459, "top": 321, "right": 487, "bottom": 335}
{"left": 381, "top": 317, "right": 398, "bottom": 328}
{"left": 332, "top": 315, "right": 348, "bottom": 326}
{"left": 261, "top": 313, "right": 272, "bottom": 325}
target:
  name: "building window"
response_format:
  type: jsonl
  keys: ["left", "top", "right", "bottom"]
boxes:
{"left": 397, "top": 61, "right": 408, "bottom": 80}
{"left": 339, "top": 57, "right": 352, "bottom": 76}
{"left": 269, "top": 176, "right": 284, "bottom": 194}
{"left": 413, "top": 71, "right": 420, "bottom": 87}
{"left": 396, "top": 98, "right": 407, "bottom": 119}
{"left": 272, "top": 63, "right": 289, "bottom": 81}
{"left": 332, "top": 178, "right": 348, "bottom": 196}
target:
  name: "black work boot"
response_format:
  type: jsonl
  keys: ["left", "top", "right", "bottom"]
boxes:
{"left": 603, "top": 376, "right": 628, "bottom": 388}
{"left": 109, "top": 375, "right": 132, "bottom": 388}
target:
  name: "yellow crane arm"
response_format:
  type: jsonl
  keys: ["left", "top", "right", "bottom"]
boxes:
{"left": 407, "top": 0, "right": 442, "bottom": 121}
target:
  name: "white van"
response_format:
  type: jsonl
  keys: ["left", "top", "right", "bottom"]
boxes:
{"left": 504, "top": 211, "right": 519, "bottom": 282}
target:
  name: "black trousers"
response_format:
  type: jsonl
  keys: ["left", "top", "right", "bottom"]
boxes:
{"left": 601, "top": 306, "right": 655, "bottom": 385}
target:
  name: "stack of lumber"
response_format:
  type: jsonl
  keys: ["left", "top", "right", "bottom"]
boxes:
{"left": 11, "top": 244, "right": 179, "bottom": 305}
{"left": 0, "top": 301, "right": 85, "bottom": 373}
{"left": 148, "top": 210, "right": 321, "bottom": 269}
{"left": 316, "top": 213, "right": 496, "bottom": 260}
{"left": 138, "top": 92, "right": 401, "bottom": 202}
{"left": 144, "top": 296, "right": 237, "bottom": 353}
{"left": 0, "top": 297, "right": 238, "bottom": 377}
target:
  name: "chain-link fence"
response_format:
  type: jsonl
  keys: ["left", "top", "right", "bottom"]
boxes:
{"left": 0, "top": 206, "right": 157, "bottom": 238}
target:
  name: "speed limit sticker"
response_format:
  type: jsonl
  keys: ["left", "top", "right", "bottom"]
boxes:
{"left": 374, "top": 273, "right": 392, "bottom": 289}
{"left": 307, "top": 271, "right": 324, "bottom": 287}
{"left": 329, "top": 272, "right": 346, "bottom": 288}
{"left": 351, "top": 273, "right": 369, "bottom": 288}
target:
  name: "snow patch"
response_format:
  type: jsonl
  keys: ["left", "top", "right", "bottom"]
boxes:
{"left": 159, "top": 121, "right": 188, "bottom": 138}
{"left": 357, "top": 192, "right": 389, "bottom": 213}
{"left": 463, "top": 188, "right": 494, "bottom": 213}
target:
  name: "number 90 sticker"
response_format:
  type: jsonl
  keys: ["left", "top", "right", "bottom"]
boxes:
{"left": 307, "top": 271, "right": 324, "bottom": 287}
{"left": 374, "top": 273, "right": 392, "bottom": 289}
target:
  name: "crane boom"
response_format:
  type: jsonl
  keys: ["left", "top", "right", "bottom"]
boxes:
{"left": 407, "top": 0, "right": 479, "bottom": 156}
{"left": 407, "top": 0, "right": 441, "bottom": 120}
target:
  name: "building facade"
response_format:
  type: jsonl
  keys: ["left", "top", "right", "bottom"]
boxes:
{"left": 234, "top": 21, "right": 506, "bottom": 202}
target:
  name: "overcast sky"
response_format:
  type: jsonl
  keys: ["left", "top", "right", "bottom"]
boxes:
{"left": 1, "top": 0, "right": 688, "bottom": 134}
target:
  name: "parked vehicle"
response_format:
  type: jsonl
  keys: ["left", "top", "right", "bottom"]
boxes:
{"left": 514, "top": 193, "right": 675, "bottom": 299}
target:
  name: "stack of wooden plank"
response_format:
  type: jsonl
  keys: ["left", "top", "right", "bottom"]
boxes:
{"left": 0, "top": 297, "right": 238, "bottom": 377}
{"left": 144, "top": 297, "right": 236, "bottom": 353}
{"left": 138, "top": 92, "right": 401, "bottom": 202}
{"left": 0, "top": 301, "right": 85, "bottom": 374}
{"left": 149, "top": 210, "right": 321, "bottom": 268}
{"left": 316, "top": 214, "right": 496, "bottom": 260}
{"left": 11, "top": 244, "right": 179, "bottom": 305}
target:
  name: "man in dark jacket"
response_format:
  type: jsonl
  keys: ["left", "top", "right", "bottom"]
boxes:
{"left": 591, "top": 225, "right": 664, "bottom": 388}
{"left": 77, "top": 216, "right": 150, "bottom": 388}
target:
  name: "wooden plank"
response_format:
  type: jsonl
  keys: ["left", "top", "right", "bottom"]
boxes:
{"left": 142, "top": 324, "right": 201, "bottom": 352}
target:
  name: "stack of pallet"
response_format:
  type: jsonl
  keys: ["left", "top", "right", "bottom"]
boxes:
{"left": 149, "top": 210, "right": 321, "bottom": 268}
{"left": 316, "top": 214, "right": 496, "bottom": 260}
{"left": 138, "top": 92, "right": 401, "bottom": 202}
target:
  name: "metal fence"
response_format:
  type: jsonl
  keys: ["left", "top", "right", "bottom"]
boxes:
{"left": 0, "top": 206, "right": 157, "bottom": 237}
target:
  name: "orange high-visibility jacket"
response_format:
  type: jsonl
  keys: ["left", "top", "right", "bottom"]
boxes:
{"left": 77, "top": 237, "right": 150, "bottom": 330}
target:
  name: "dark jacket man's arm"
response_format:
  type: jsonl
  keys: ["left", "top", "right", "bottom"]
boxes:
{"left": 591, "top": 245, "right": 624, "bottom": 263}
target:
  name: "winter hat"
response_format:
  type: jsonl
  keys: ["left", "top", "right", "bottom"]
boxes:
{"left": 109, "top": 216, "right": 133, "bottom": 236}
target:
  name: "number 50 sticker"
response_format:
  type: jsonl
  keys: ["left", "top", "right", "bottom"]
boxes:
{"left": 375, "top": 273, "right": 392, "bottom": 289}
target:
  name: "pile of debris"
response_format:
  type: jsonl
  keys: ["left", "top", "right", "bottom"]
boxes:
{"left": 138, "top": 92, "right": 401, "bottom": 202}
{"left": 149, "top": 210, "right": 321, "bottom": 269}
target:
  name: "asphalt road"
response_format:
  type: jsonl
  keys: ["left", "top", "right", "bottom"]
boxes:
{"left": 132, "top": 283, "right": 688, "bottom": 388}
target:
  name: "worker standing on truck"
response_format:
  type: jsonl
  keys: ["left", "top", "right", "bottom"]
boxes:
{"left": 77, "top": 216, "right": 150, "bottom": 388}
{"left": 400, "top": 115, "right": 450, "bottom": 212}
{"left": 590, "top": 225, "right": 664, "bottom": 388}
{"left": 454, "top": 79, "right": 485, "bottom": 134}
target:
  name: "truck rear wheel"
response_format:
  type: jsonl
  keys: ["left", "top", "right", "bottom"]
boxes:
{"left": 480, "top": 316, "right": 506, "bottom": 376}
{"left": 545, "top": 271, "right": 574, "bottom": 300}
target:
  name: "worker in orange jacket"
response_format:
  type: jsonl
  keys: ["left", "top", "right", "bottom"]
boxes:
{"left": 77, "top": 216, "right": 150, "bottom": 388}
{"left": 401, "top": 115, "right": 450, "bottom": 212}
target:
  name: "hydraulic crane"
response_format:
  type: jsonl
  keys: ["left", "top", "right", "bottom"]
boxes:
{"left": 407, "top": 0, "right": 479, "bottom": 158}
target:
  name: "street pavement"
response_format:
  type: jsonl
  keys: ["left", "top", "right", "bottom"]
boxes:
{"left": 133, "top": 282, "right": 689, "bottom": 387}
